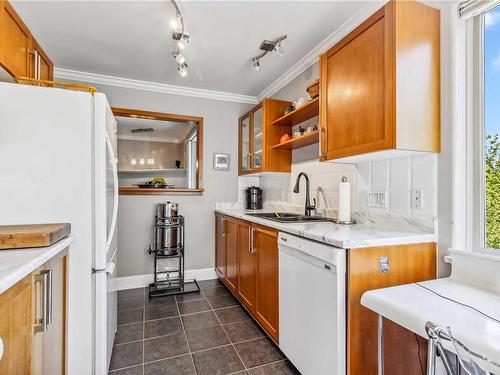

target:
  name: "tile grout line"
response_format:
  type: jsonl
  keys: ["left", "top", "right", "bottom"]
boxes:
{"left": 205, "top": 292, "right": 249, "bottom": 374}
{"left": 175, "top": 290, "right": 199, "bottom": 375}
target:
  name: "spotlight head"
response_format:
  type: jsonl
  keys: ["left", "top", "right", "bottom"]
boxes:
{"left": 274, "top": 41, "right": 284, "bottom": 56}
{"left": 178, "top": 63, "right": 188, "bottom": 77}
{"left": 252, "top": 59, "right": 261, "bottom": 72}
{"left": 173, "top": 51, "right": 185, "bottom": 65}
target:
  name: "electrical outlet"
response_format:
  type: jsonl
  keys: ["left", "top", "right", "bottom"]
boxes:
{"left": 412, "top": 189, "right": 423, "bottom": 209}
{"left": 368, "top": 191, "right": 388, "bottom": 208}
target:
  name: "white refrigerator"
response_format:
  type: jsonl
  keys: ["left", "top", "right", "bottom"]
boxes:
{"left": 0, "top": 82, "right": 119, "bottom": 374}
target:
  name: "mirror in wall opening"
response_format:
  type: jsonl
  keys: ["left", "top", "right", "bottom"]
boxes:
{"left": 113, "top": 108, "right": 202, "bottom": 190}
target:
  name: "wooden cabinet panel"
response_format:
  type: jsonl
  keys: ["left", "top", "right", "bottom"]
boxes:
{"left": 236, "top": 220, "right": 256, "bottom": 312}
{"left": 383, "top": 318, "right": 428, "bottom": 375}
{"left": 32, "top": 252, "right": 66, "bottom": 375}
{"left": 323, "top": 15, "right": 390, "bottom": 158}
{"left": 238, "top": 99, "right": 291, "bottom": 175}
{"left": 1, "top": 1, "right": 31, "bottom": 78}
{"left": 31, "top": 38, "right": 53, "bottom": 81}
{"left": 215, "top": 214, "right": 226, "bottom": 279}
{"left": 224, "top": 216, "right": 238, "bottom": 293}
{"left": 347, "top": 243, "right": 436, "bottom": 375}
{"left": 254, "top": 225, "right": 279, "bottom": 343}
{"left": 320, "top": 0, "right": 440, "bottom": 162}
{"left": 0, "top": 274, "right": 33, "bottom": 374}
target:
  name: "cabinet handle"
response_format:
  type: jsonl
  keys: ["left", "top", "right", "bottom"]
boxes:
{"left": 319, "top": 126, "right": 327, "bottom": 159}
{"left": 248, "top": 226, "right": 252, "bottom": 252}
{"left": 34, "top": 50, "right": 39, "bottom": 80}
{"left": 37, "top": 52, "right": 41, "bottom": 80}
{"left": 221, "top": 217, "right": 226, "bottom": 237}
{"left": 250, "top": 227, "right": 256, "bottom": 253}
{"left": 248, "top": 153, "right": 252, "bottom": 171}
{"left": 34, "top": 269, "right": 53, "bottom": 333}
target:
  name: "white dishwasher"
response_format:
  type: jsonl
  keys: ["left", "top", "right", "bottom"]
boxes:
{"left": 278, "top": 232, "right": 346, "bottom": 375}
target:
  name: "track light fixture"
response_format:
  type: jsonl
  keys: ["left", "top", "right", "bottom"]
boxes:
{"left": 251, "top": 35, "right": 287, "bottom": 72}
{"left": 169, "top": 0, "right": 189, "bottom": 77}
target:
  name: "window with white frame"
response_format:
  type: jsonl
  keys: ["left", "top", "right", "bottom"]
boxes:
{"left": 484, "top": 5, "right": 500, "bottom": 249}
{"left": 462, "top": 0, "right": 500, "bottom": 250}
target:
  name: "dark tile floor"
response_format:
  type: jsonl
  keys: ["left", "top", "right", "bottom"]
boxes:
{"left": 109, "top": 279, "right": 301, "bottom": 375}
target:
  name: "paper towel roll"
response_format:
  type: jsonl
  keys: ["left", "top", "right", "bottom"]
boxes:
{"left": 338, "top": 177, "right": 351, "bottom": 222}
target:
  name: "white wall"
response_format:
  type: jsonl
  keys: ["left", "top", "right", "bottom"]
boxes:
{"left": 87, "top": 83, "right": 250, "bottom": 276}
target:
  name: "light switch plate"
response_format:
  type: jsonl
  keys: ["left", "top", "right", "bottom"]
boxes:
{"left": 368, "top": 191, "right": 388, "bottom": 208}
{"left": 412, "top": 189, "right": 423, "bottom": 209}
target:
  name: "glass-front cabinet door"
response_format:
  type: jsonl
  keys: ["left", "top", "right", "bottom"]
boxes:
{"left": 239, "top": 115, "right": 251, "bottom": 173}
{"left": 252, "top": 107, "right": 263, "bottom": 171}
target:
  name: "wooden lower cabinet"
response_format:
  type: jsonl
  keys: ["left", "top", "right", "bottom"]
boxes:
{"left": 347, "top": 243, "right": 436, "bottom": 375}
{"left": 0, "top": 273, "right": 33, "bottom": 374}
{"left": 214, "top": 214, "right": 238, "bottom": 294}
{"left": 214, "top": 215, "right": 279, "bottom": 342}
{"left": 32, "top": 251, "right": 67, "bottom": 375}
{"left": 236, "top": 220, "right": 256, "bottom": 312}
{"left": 214, "top": 213, "right": 436, "bottom": 368}
{"left": 253, "top": 225, "right": 279, "bottom": 342}
{"left": 383, "top": 318, "right": 429, "bottom": 375}
{"left": 215, "top": 214, "right": 226, "bottom": 279}
{"left": 0, "top": 250, "right": 67, "bottom": 374}
{"left": 224, "top": 216, "right": 238, "bottom": 293}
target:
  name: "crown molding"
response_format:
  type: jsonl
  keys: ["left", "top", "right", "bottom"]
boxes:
{"left": 54, "top": 68, "right": 259, "bottom": 105}
{"left": 257, "top": 1, "right": 386, "bottom": 101}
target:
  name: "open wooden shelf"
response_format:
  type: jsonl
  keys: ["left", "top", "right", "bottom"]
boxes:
{"left": 271, "top": 130, "right": 319, "bottom": 150}
{"left": 272, "top": 97, "right": 319, "bottom": 127}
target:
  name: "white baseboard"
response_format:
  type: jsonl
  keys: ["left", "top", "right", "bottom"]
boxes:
{"left": 111, "top": 268, "right": 218, "bottom": 291}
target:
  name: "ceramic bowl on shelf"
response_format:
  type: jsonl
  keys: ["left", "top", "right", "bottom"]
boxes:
{"left": 280, "top": 134, "right": 292, "bottom": 143}
{"left": 283, "top": 105, "right": 295, "bottom": 115}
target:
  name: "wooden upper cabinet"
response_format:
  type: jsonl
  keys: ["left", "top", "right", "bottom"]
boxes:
{"left": 238, "top": 98, "right": 292, "bottom": 175}
{"left": 31, "top": 37, "right": 53, "bottom": 81}
{"left": 253, "top": 225, "right": 279, "bottom": 343}
{"left": 0, "top": 1, "right": 53, "bottom": 81}
{"left": 0, "top": 1, "right": 31, "bottom": 78}
{"left": 320, "top": 0, "right": 440, "bottom": 162}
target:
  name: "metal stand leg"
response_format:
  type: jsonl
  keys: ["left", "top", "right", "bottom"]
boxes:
{"left": 378, "top": 315, "right": 384, "bottom": 375}
{"left": 427, "top": 338, "right": 437, "bottom": 375}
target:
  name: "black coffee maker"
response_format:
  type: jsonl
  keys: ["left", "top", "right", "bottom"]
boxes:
{"left": 245, "top": 186, "right": 263, "bottom": 210}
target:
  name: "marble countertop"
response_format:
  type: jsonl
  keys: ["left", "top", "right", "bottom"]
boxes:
{"left": 215, "top": 208, "right": 435, "bottom": 249}
{"left": 0, "top": 235, "right": 74, "bottom": 294}
{"left": 361, "top": 278, "right": 500, "bottom": 373}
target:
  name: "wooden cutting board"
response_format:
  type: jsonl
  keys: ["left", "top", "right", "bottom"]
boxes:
{"left": 0, "top": 223, "right": 71, "bottom": 250}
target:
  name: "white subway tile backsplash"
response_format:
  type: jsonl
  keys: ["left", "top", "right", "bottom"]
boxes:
{"left": 371, "top": 160, "right": 390, "bottom": 191}
{"left": 355, "top": 154, "right": 437, "bottom": 219}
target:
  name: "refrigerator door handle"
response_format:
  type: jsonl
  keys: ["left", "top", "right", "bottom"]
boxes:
{"left": 106, "top": 134, "right": 119, "bottom": 251}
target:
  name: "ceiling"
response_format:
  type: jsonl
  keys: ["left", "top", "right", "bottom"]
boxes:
{"left": 116, "top": 116, "right": 196, "bottom": 143}
{"left": 12, "top": 1, "right": 368, "bottom": 97}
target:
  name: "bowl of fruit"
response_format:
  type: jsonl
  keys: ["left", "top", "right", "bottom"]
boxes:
{"left": 135, "top": 177, "right": 174, "bottom": 189}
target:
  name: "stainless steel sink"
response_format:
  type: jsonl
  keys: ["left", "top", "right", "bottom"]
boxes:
{"left": 246, "top": 212, "right": 333, "bottom": 223}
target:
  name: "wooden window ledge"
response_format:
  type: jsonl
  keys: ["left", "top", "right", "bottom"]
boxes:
{"left": 119, "top": 187, "right": 204, "bottom": 196}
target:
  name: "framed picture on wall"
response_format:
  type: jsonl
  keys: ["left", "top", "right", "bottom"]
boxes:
{"left": 213, "top": 153, "right": 230, "bottom": 171}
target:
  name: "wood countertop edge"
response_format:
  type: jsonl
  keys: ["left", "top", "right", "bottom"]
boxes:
{"left": 0, "top": 223, "right": 71, "bottom": 250}
{"left": 119, "top": 187, "right": 204, "bottom": 196}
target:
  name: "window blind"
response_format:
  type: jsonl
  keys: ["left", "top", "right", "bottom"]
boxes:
{"left": 459, "top": 0, "right": 500, "bottom": 20}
